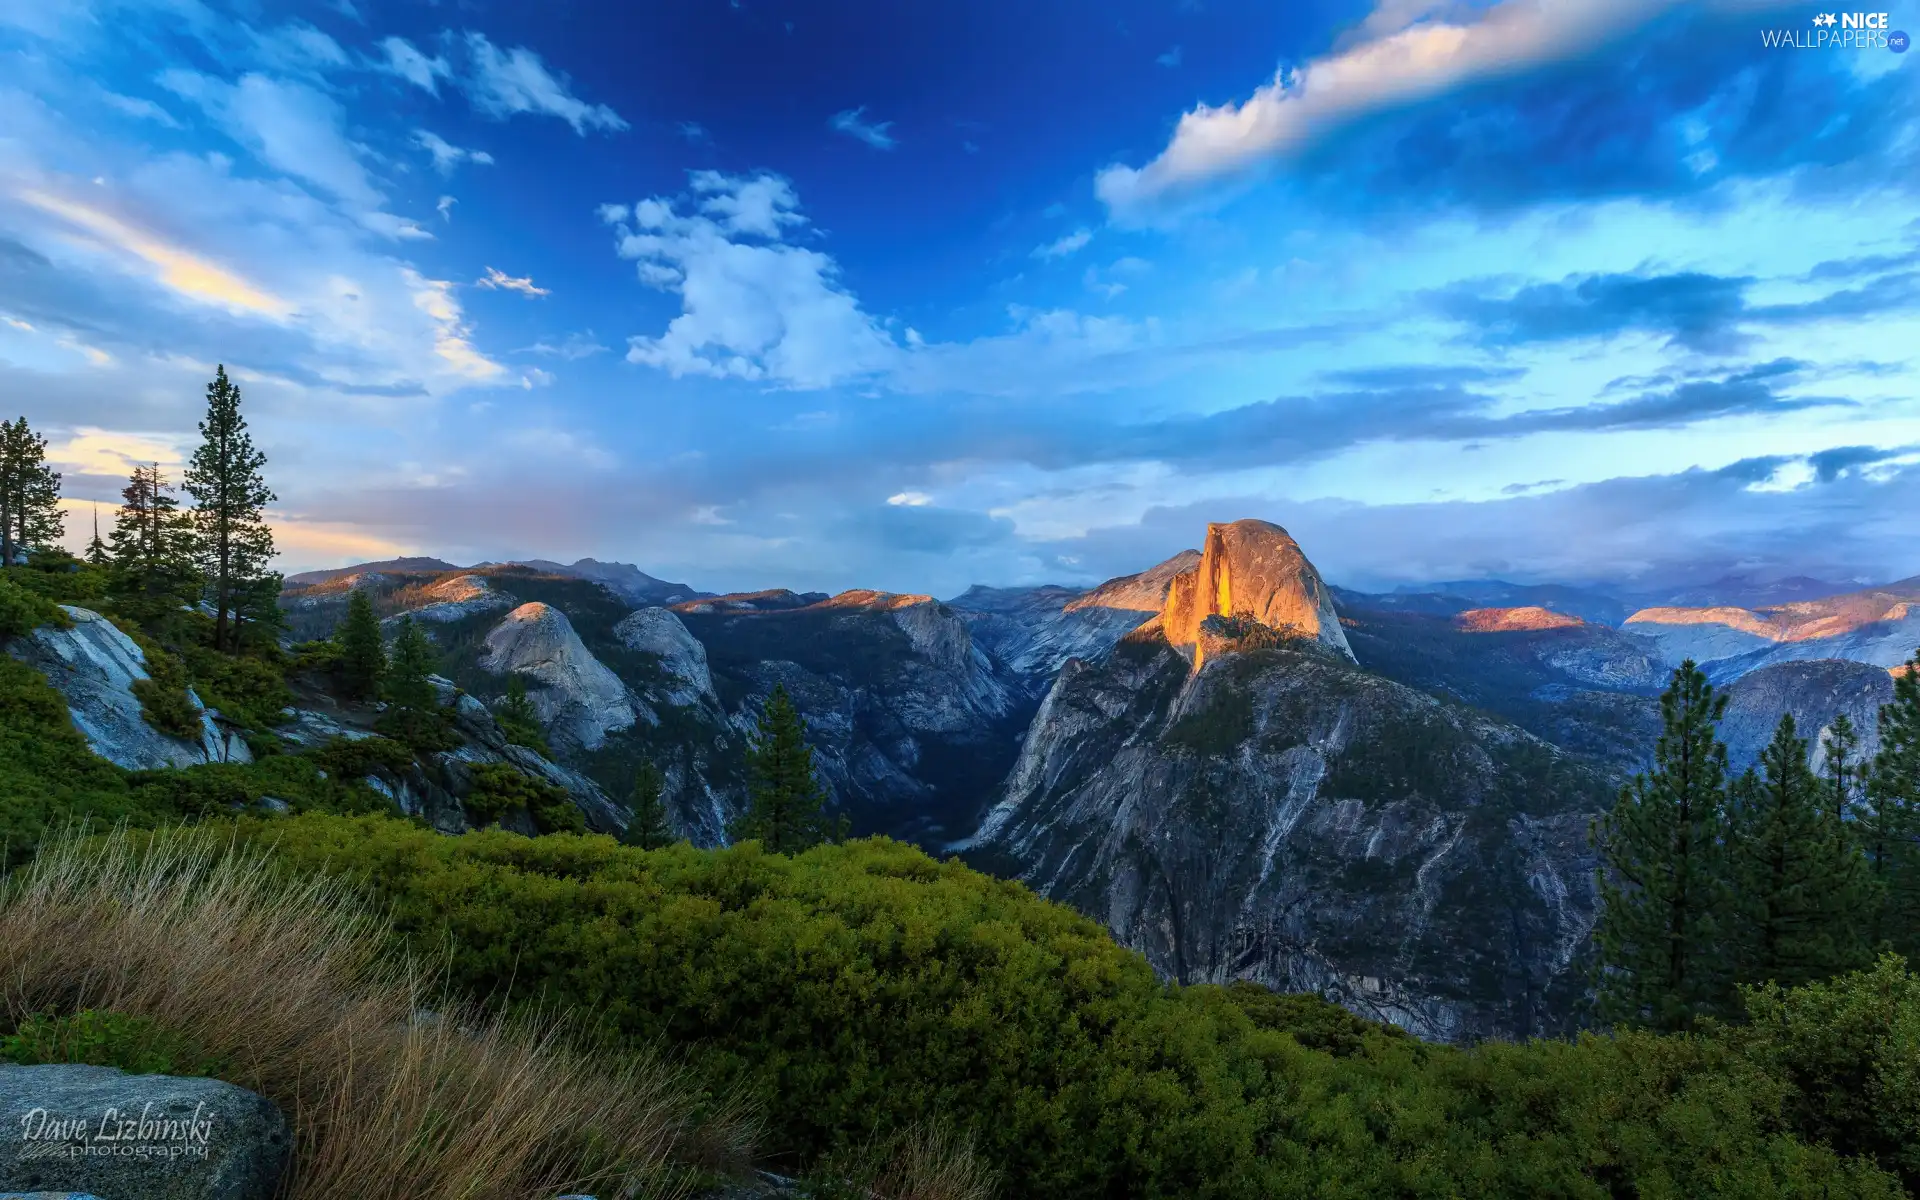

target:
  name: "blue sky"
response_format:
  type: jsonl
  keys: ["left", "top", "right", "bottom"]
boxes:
{"left": 6, "top": 0, "right": 1919, "bottom": 596}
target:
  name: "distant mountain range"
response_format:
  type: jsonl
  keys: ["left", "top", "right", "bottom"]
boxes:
{"left": 277, "top": 530, "right": 1918, "bottom": 1042}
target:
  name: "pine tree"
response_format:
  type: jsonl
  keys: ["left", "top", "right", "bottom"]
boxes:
{"left": 0, "top": 417, "right": 65, "bottom": 564}
{"left": 105, "top": 463, "right": 197, "bottom": 617}
{"left": 385, "top": 616, "right": 438, "bottom": 713}
{"left": 232, "top": 570, "right": 286, "bottom": 650}
{"left": 622, "top": 759, "right": 676, "bottom": 850}
{"left": 729, "top": 684, "right": 845, "bottom": 854}
{"left": 85, "top": 503, "right": 110, "bottom": 567}
{"left": 335, "top": 588, "right": 386, "bottom": 701}
{"left": 1823, "top": 711, "right": 1863, "bottom": 824}
{"left": 495, "top": 674, "right": 549, "bottom": 755}
{"left": 184, "top": 365, "right": 276, "bottom": 653}
{"left": 1864, "top": 651, "right": 1920, "bottom": 961}
{"left": 1590, "top": 660, "right": 1735, "bottom": 1031}
{"left": 1727, "top": 714, "right": 1872, "bottom": 987}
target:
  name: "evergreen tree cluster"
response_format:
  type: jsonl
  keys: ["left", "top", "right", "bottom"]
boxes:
{"left": 1593, "top": 655, "right": 1920, "bottom": 1029}
{"left": 729, "top": 683, "right": 848, "bottom": 854}
{"left": 0, "top": 417, "right": 65, "bottom": 564}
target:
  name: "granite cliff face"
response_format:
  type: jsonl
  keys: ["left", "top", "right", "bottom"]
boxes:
{"left": 1156, "top": 521, "right": 1353, "bottom": 668}
{"left": 966, "top": 521, "right": 1610, "bottom": 1040}
{"left": 9, "top": 606, "right": 252, "bottom": 769}
{"left": 1719, "top": 658, "right": 1896, "bottom": 773}
{"left": 1624, "top": 578, "right": 1920, "bottom": 679}
{"left": 479, "top": 601, "right": 642, "bottom": 751}
{"left": 951, "top": 550, "right": 1197, "bottom": 686}
{"left": 679, "top": 590, "right": 1026, "bottom": 844}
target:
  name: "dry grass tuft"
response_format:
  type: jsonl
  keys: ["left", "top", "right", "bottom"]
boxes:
{"left": 0, "top": 823, "right": 755, "bottom": 1200}
{"left": 867, "top": 1123, "right": 999, "bottom": 1200}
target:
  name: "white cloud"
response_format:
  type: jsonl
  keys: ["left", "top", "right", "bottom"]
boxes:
{"left": 251, "top": 22, "right": 351, "bottom": 75}
{"left": 519, "top": 331, "right": 608, "bottom": 360}
{"left": 602, "top": 172, "right": 900, "bottom": 389}
{"left": 1157, "top": 45, "right": 1182, "bottom": 67}
{"left": 476, "top": 266, "right": 550, "bottom": 297}
{"left": 1097, "top": 0, "right": 1683, "bottom": 219}
{"left": 1034, "top": 228, "right": 1092, "bottom": 259}
{"left": 436, "top": 194, "right": 456, "bottom": 221}
{"left": 162, "top": 70, "right": 383, "bottom": 210}
{"left": 829, "top": 107, "right": 896, "bottom": 150}
{"left": 101, "top": 91, "right": 180, "bottom": 127}
{"left": 414, "top": 129, "right": 494, "bottom": 174}
{"left": 377, "top": 36, "right": 450, "bottom": 94}
{"left": 521, "top": 366, "right": 555, "bottom": 389}
{"left": 462, "top": 32, "right": 627, "bottom": 134}
{"left": 887, "top": 491, "right": 933, "bottom": 507}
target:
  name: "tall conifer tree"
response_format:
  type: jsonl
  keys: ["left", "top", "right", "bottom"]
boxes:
{"left": 335, "top": 588, "right": 386, "bottom": 701}
{"left": 1727, "top": 715, "right": 1871, "bottom": 986}
{"left": 0, "top": 417, "right": 64, "bottom": 563}
{"left": 1864, "top": 651, "right": 1920, "bottom": 960}
{"left": 623, "top": 759, "right": 676, "bottom": 850}
{"left": 184, "top": 365, "right": 276, "bottom": 653}
{"left": 730, "top": 684, "right": 845, "bottom": 854}
{"left": 85, "top": 502, "right": 110, "bottom": 567}
{"left": 385, "top": 616, "right": 438, "bottom": 713}
{"left": 1591, "top": 661, "right": 1735, "bottom": 1030}
{"left": 106, "top": 463, "right": 197, "bottom": 616}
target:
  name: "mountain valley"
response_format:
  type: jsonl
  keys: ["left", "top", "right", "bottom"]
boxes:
{"left": 248, "top": 521, "right": 1920, "bottom": 1040}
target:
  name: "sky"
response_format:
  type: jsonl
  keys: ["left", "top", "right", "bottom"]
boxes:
{"left": 5, "top": 0, "right": 1919, "bottom": 597}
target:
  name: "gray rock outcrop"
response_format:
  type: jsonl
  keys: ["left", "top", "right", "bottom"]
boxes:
{"left": 0, "top": 1064, "right": 288, "bottom": 1200}
{"left": 1720, "top": 658, "right": 1896, "bottom": 772}
{"left": 6, "top": 607, "right": 251, "bottom": 770}
{"left": 613, "top": 607, "right": 718, "bottom": 708}
{"left": 479, "top": 602, "right": 639, "bottom": 750}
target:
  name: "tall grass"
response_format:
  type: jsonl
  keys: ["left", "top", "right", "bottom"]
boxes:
{"left": 0, "top": 824, "right": 754, "bottom": 1200}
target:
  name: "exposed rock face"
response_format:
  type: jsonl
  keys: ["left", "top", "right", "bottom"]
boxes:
{"left": 479, "top": 602, "right": 639, "bottom": 751}
{"left": 383, "top": 574, "right": 514, "bottom": 625}
{"left": 1455, "top": 607, "right": 1586, "bottom": 633}
{"left": 1625, "top": 577, "right": 1920, "bottom": 679}
{"left": 680, "top": 594, "right": 1023, "bottom": 844}
{"left": 1720, "top": 659, "right": 1895, "bottom": 773}
{"left": 674, "top": 589, "right": 828, "bottom": 614}
{"left": 1157, "top": 521, "right": 1353, "bottom": 668}
{"left": 8, "top": 607, "right": 251, "bottom": 770}
{"left": 966, "top": 631, "right": 1609, "bottom": 1041}
{"left": 274, "top": 677, "right": 629, "bottom": 835}
{"left": 950, "top": 551, "right": 1202, "bottom": 685}
{"left": 613, "top": 606, "right": 718, "bottom": 708}
{"left": 0, "top": 1063, "right": 288, "bottom": 1200}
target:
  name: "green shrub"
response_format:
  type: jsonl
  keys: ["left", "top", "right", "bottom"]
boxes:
{"left": 227, "top": 812, "right": 1905, "bottom": 1200}
{"left": 0, "top": 573, "right": 71, "bottom": 637}
{"left": 1729, "top": 954, "right": 1920, "bottom": 1190}
{"left": 374, "top": 705, "right": 461, "bottom": 753}
{"left": 312, "top": 734, "right": 415, "bottom": 780}
{"left": 0, "top": 658, "right": 165, "bottom": 868}
{"left": 179, "top": 641, "right": 293, "bottom": 732}
{"left": 124, "top": 634, "right": 203, "bottom": 741}
{"left": 2, "top": 1009, "right": 226, "bottom": 1077}
{"left": 464, "top": 762, "right": 586, "bottom": 834}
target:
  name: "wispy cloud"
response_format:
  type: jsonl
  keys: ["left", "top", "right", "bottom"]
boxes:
{"left": 12, "top": 188, "right": 293, "bottom": 318}
{"left": 475, "top": 266, "right": 550, "bottom": 297}
{"left": 436, "top": 195, "right": 456, "bottom": 222}
{"left": 830, "top": 106, "right": 897, "bottom": 150}
{"left": 1034, "top": 228, "right": 1092, "bottom": 259}
{"left": 518, "top": 332, "right": 608, "bottom": 360}
{"left": 413, "top": 129, "right": 494, "bottom": 174}
{"left": 1156, "top": 45, "right": 1182, "bottom": 67}
{"left": 100, "top": 92, "right": 180, "bottom": 127}
{"left": 376, "top": 36, "right": 450, "bottom": 94}
{"left": 461, "top": 32, "right": 627, "bottom": 134}
{"left": 1098, "top": 0, "right": 1689, "bottom": 217}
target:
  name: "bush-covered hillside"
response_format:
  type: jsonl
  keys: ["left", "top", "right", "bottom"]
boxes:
{"left": 229, "top": 811, "right": 1913, "bottom": 1198}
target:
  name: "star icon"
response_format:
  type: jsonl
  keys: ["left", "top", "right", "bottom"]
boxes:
{"left": 1813, "top": 12, "right": 1837, "bottom": 26}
